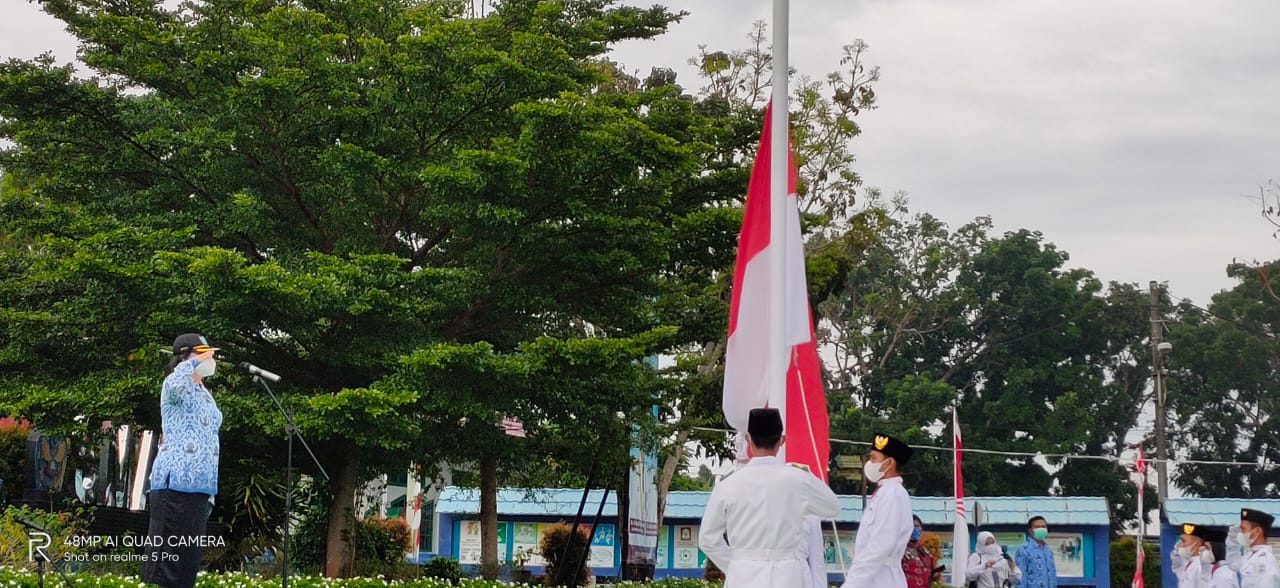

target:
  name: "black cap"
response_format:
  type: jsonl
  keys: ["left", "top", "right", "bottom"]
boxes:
{"left": 747, "top": 408, "right": 783, "bottom": 437}
{"left": 172, "top": 333, "right": 218, "bottom": 356}
{"left": 1241, "top": 508, "right": 1275, "bottom": 530}
{"left": 1181, "top": 523, "right": 1225, "bottom": 542}
{"left": 870, "top": 432, "right": 913, "bottom": 466}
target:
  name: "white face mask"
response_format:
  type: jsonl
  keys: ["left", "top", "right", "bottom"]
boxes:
{"left": 1238, "top": 529, "right": 1255, "bottom": 547}
{"left": 863, "top": 459, "right": 887, "bottom": 483}
{"left": 195, "top": 358, "right": 217, "bottom": 379}
{"left": 982, "top": 543, "right": 1001, "bottom": 557}
{"left": 1200, "top": 549, "right": 1214, "bottom": 563}
{"left": 1177, "top": 546, "right": 1191, "bottom": 558}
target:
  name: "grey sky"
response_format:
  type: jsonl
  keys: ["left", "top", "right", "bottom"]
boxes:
{"left": 6, "top": 0, "right": 1280, "bottom": 305}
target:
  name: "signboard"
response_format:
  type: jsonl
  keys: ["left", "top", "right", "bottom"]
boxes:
{"left": 626, "top": 408, "right": 659, "bottom": 564}
{"left": 655, "top": 526, "right": 671, "bottom": 568}
{"left": 821, "top": 528, "right": 857, "bottom": 573}
{"left": 588, "top": 524, "right": 617, "bottom": 568}
{"left": 1044, "top": 533, "right": 1085, "bottom": 577}
{"left": 457, "top": 520, "right": 509, "bottom": 565}
{"left": 512, "top": 522, "right": 543, "bottom": 567}
{"left": 672, "top": 525, "right": 704, "bottom": 569}
{"left": 458, "top": 520, "right": 482, "bottom": 564}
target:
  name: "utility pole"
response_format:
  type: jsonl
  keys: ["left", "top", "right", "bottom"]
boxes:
{"left": 1148, "top": 281, "right": 1169, "bottom": 511}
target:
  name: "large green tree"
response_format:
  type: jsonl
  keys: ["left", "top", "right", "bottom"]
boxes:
{"left": 1165, "top": 261, "right": 1280, "bottom": 497}
{"left": 818, "top": 203, "right": 1157, "bottom": 526}
{"left": 0, "top": 0, "right": 722, "bottom": 576}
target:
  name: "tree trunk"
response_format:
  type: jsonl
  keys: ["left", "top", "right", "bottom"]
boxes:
{"left": 655, "top": 427, "right": 689, "bottom": 529}
{"left": 324, "top": 444, "right": 359, "bottom": 578}
{"left": 479, "top": 453, "right": 499, "bottom": 579}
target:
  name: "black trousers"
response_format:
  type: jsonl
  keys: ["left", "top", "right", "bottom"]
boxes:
{"left": 141, "top": 489, "right": 211, "bottom": 588}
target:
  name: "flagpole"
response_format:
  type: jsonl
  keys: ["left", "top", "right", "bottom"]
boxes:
{"left": 768, "top": 0, "right": 790, "bottom": 462}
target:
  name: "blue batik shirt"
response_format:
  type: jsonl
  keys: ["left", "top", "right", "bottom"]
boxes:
{"left": 1015, "top": 537, "right": 1058, "bottom": 588}
{"left": 148, "top": 358, "right": 223, "bottom": 496}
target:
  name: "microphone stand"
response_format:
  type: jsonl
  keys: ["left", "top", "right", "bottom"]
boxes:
{"left": 249, "top": 374, "right": 329, "bottom": 588}
{"left": 18, "top": 521, "right": 77, "bottom": 588}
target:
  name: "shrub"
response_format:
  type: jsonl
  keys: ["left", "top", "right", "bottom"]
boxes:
{"left": 0, "top": 504, "right": 89, "bottom": 569}
{"left": 538, "top": 522, "right": 589, "bottom": 587}
{"left": 0, "top": 418, "right": 30, "bottom": 505}
{"left": 422, "top": 557, "right": 465, "bottom": 584}
{"left": 354, "top": 517, "right": 413, "bottom": 579}
{"left": 1110, "top": 536, "right": 1159, "bottom": 588}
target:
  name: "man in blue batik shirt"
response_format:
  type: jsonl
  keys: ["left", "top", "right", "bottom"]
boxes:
{"left": 1015, "top": 516, "right": 1058, "bottom": 588}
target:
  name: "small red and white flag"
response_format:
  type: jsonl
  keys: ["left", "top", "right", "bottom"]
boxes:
{"left": 951, "top": 409, "right": 970, "bottom": 587}
{"left": 722, "top": 103, "right": 829, "bottom": 479}
{"left": 1133, "top": 447, "right": 1146, "bottom": 588}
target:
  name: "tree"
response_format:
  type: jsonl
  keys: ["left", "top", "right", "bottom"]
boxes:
{"left": 1165, "top": 261, "right": 1280, "bottom": 497}
{"left": 0, "top": 0, "right": 715, "bottom": 576}
{"left": 818, "top": 206, "right": 1157, "bottom": 525}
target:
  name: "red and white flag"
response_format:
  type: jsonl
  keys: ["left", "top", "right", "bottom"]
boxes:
{"left": 1133, "top": 448, "right": 1146, "bottom": 588}
{"left": 951, "top": 409, "right": 970, "bottom": 587}
{"left": 722, "top": 103, "right": 829, "bottom": 479}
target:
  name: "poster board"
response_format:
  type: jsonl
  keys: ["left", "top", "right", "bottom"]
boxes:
{"left": 458, "top": 520, "right": 509, "bottom": 565}
{"left": 511, "top": 522, "right": 543, "bottom": 567}
{"left": 672, "top": 525, "right": 705, "bottom": 569}
{"left": 655, "top": 526, "right": 671, "bottom": 568}
{"left": 821, "top": 528, "right": 857, "bottom": 573}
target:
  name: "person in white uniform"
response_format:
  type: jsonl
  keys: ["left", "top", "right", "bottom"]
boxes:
{"left": 840, "top": 433, "right": 914, "bottom": 588}
{"left": 699, "top": 408, "right": 841, "bottom": 588}
{"left": 1206, "top": 535, "right": 1242, "bottom": 588}
{"left": 799, "top": 515, "right": 828, "bottom": 588}
{"left": 1227, "top": 508, "right": 1279, "bottom": 588}
{"left": 967, "top": 531, "right": 1020, "bottom": 588}
{"left": 1172, "top": 523, "right": 1221, "bottom": 588}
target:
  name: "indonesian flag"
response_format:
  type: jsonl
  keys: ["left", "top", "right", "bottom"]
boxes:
{"left": 951, "top": 409, "right": 970, "bottom": 587}
{"left": 1133, "top": 448, "right": 1146, "bottom": 588}
{"left": 722, "top": 102, "right": 829, "bottom": 480}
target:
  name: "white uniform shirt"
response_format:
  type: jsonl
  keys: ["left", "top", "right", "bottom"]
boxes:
{"left": 699, "top": 456, "right": 840, "bottom": 588}
{"left": 1173, "top": 548, "right": 1212, "bottom": 588}
{"left": 967, "top": 550, "right": 1022, "bottom": 588}
{"left": 799, "top": 516, "right": 827, "bottom": 588}
{"left": 839, "top": 477, "right": 912, "bottom": 588}
{"left": 1210, "top": 563, "right": 1242, "bottom": 588}
{"left": 1226, "top": 531, "right": 1280, "bottom": 588}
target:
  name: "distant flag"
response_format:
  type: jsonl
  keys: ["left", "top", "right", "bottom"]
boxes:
{"left": 951, "top": 409, "right": 970, "bottom": 587}
{"left": 721, "top": 102, "right": 829, "bottom": 479}
{"left": 500, "top": 416, "right": 526, "bottom": 438}
{"left": 1133, "top": 448, "right": 1146, "bottom": 588}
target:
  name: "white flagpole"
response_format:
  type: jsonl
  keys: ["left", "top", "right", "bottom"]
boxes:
{"left": 768, "top": 0, "right": 790, "bottom": 462}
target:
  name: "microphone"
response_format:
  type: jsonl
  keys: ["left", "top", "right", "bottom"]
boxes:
{"left": 238, "top": 362, "right": 282, "bottom": 383}
{"left": 15, "top": 516, "right": 49, "bottom": 533}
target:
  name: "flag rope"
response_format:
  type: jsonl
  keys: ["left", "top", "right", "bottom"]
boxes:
{"left": 689, "top": 426, "right": 1280, "bottom": 469}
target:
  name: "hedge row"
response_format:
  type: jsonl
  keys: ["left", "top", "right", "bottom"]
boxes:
{"left": 0, "top": 568, "right": 719, "bottom": 588}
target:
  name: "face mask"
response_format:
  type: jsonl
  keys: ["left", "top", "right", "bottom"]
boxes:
{"left": 1200, "top": 549, "right": 1214, "bottom": 563}
{"left": 1238, "top": 529, "right": 1255, "bottom": 547}
{"left": 195, "top": 358, "right": 217, "bottom": 379}
{"left": 910, "top": 527, "right": 922, "bottom": 541}
{"left": 983, "top": 543, "right": 1001, "bottom": 557}
{"left": 863, "top": 459, "right": 887, "bottom": 483}
{"left": 1176, "top": 546, "right": 1191, "bottom": 558}
{"left": 1032, "top": 528, "right": 1049, "bottom": 541}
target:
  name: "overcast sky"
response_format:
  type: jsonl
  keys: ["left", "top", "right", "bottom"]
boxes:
{"left": 5, "top": 0, "right": 1280, "bottom": 305}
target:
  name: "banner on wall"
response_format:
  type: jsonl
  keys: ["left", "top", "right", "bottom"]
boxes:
{"left": 821, "top": 529, "right": 857, "bottom": 573}
{"left": 672, "top": 525, "right": 704, "bottom": 569}
{"left": 458, "top": 520, "right": 509, "bottom": 565}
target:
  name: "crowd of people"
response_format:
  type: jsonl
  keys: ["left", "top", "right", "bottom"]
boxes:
{"left": 697, "top": 408, "right": 1280, "bottom": 588}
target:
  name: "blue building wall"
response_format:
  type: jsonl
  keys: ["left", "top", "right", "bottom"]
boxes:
{"left": 434, "top": 487, "right": 1112, "bottom": 586}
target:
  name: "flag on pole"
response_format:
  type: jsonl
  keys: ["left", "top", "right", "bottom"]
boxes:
{"left": 951, "top": 409, "right": 970, "bottom": 587}
{"left": 721, "top": 102, "right": 830, "bottom": 479}
{"left": 1133, "top": 447, "right": 1146, "bottom": 588}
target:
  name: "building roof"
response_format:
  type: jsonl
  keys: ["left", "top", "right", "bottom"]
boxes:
{"left": 1166, "top": 498, "right": 1280, "bottom": 526}
{"left": 437, "top": 487, "right": 1111, "bottom": 526}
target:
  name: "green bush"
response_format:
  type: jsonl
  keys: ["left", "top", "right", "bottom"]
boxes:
{"left": 0, "top": 418, "right": 29, "bottom": 505}
{"left": 0, "top": 568, "right": 727, "bottom": 588}
{"left": 537, "top": 522, "right": 589, "bottom": 587}
{"left": 1, "top": 504, "right": 89, "bottom": 569}
{"left": 1110, "top": 537, "right": 1159, "bottom": 588}
{"left": 422, "top": 557, "right": 464, "bottom": 584}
